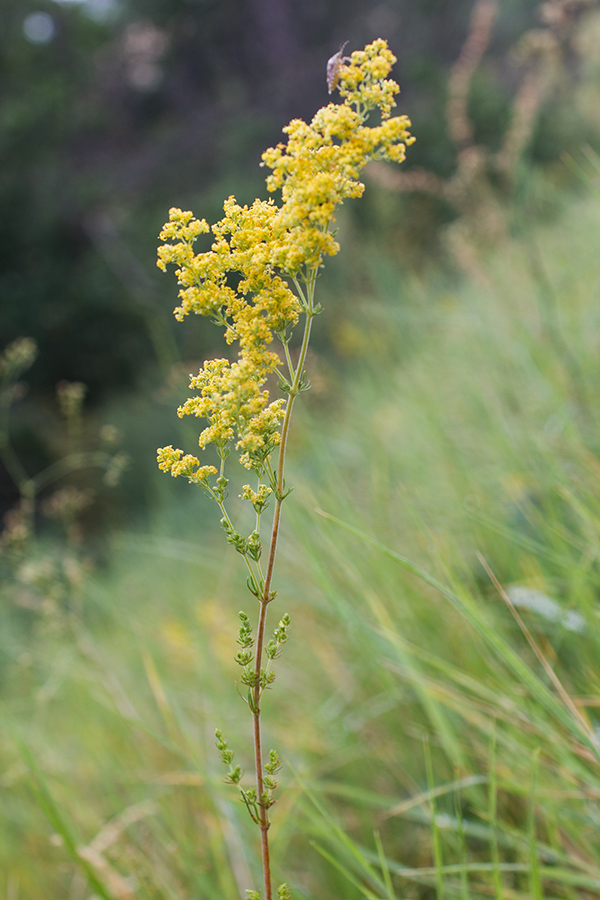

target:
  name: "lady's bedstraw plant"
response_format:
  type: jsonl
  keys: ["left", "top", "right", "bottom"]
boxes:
{"left": 156, "top": 39, "right": 414, "bottom": 900}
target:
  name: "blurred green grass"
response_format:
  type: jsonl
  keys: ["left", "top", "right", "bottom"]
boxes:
{"left": 4, "top": 172, "right": 600, "bottom": 898}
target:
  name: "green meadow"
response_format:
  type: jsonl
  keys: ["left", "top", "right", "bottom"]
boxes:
{"left": 4, "top": 164, "right": 600, "bottom": 898}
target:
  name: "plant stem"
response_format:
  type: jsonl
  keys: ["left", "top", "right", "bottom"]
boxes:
{"left": 251, "top": 276, "right": 316, "bottom": 900}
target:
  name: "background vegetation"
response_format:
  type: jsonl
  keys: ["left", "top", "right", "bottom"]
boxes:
{"left": 4, "top": 0, "right": 600, "bottom": 897}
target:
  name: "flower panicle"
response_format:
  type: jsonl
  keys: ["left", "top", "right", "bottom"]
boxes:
{"left": 156, "top": 38, "right": 413, "bottom": 471}
{"left": 156, "top": 446, "right": 217, "bottom": 486}
{"left": 156, "top": 39, "right": 414, "bottom": 898}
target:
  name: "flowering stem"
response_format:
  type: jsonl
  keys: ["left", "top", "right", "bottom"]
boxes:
{"left": 252, "top": 280, "right": 316, "bottom": 900}
{"left": 155, "top": 42, "right": 413, "bottom": 897}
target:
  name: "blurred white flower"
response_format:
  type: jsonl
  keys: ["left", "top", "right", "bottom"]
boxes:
{"left": 506, "top": 585, "right": 585, "bottom": 633}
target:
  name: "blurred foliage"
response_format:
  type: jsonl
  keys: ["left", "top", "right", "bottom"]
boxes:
{"left": 3, "top": 0, "right": 599, "bottom": 395}
{"left": 3, "top": 0, "right": 600, "bottom": 527}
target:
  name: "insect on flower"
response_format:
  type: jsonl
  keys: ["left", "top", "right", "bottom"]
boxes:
{"left": 327, "top": 40, "right": 349, "bottom": 94}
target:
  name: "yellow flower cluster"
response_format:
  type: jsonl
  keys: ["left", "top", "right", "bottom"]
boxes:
{"left": 242, "top": 483, "right": 272, "bottom": 514}
{"left": 336, "top": 38, "right": 401, "bottom": 118}
{"left": 261, "top": 41, "right": 414, "bottom": 273}
{"left": 176, "top": 358, "right": 286, "bottom": 469}
{"left": 157, "top": 446, "right": 217, "bottom": 486}
{"left": 157, "top": 199, "right": 301, "bottom": 339}
{"left": 157, "top": 39, "right": 413, "bottom": 480}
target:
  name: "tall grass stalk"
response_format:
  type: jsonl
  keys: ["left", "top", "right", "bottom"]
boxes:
{"left": 424, "top": 739, "right": 445, "bottom": 900}
{"left": 487, "top": 723, "right": 504, "bottom": 900}
{"left": 528, "top": 749, "right": 542, "bottom": 900}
